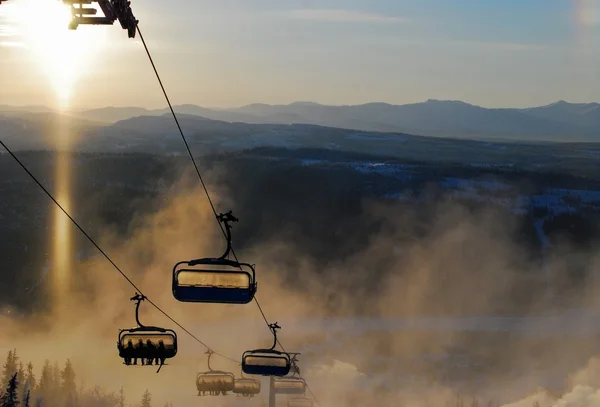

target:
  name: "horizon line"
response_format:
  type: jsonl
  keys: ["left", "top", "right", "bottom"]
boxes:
{"left": 1, "top": 98, "right": 598, "bottom": 112}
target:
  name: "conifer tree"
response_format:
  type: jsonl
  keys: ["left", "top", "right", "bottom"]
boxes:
{"left": 2, "top": 351, "right": 17, "bottom": 387}
{"left": 22, "top": 363, "right": 35, "bottom": 404}
{"left": 0, "top": 373, "right": 20, "bottom": 407}
{"left": 60, "top": 360, "right": 76, "bottom": 396}
{"left": 23, "top": 391, "right": 29, "bottom": 407}
{"left": 140, "top": 390, "right": 151, "bottom": 407}
{"left": 36, "top": 361, "right": 51, "bottom": 402}
{"left": 17, "top": 362, "right": 27, "bottom": 406}
{"left": 15, "top": 365, "right": 24, "bottom": 398}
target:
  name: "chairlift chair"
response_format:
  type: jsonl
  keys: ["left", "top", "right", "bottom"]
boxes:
{"left": 172, "top": 211, "right": 257, "bottom": 304}
{"left": 196, "top": 350, "right": 235, "bottom": 396}
{"left": 273, "top": 377, "right": 307, "bottom": 395}
{"left": 287, "top": 397, "right": 314, "bottom": 407}
{"left": 233, "top": 367, "right": 261, "bottom": 398}
{"left": 242, "top": 323, "right": 292, "bottom": 377}
{"left": 273, "top": 355, "right": 306, "bottom": 394}
{"left": 117, "top": 293, "right": 177, "bottom": 373}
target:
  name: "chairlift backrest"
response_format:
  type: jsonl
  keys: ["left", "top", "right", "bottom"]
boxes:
{"left": 196, "top": 371, "right": 235, "bottom": 392}
{"left": 172, "top": 262, "right": 256, "bottom": 304}
{"left": 233, "top": 378, "right": 261, "bottom": 395}
{"left": 118, "top": 330, "right": 178, "bottom": 358}
{"left": 242, "top": 351, "right": 291, "bottom": 377}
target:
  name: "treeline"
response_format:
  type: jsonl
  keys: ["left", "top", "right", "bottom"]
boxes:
{"left": 0, "top": 350, "right": 167, "bottom": 407}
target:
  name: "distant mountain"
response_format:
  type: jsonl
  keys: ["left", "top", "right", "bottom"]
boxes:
{"left": 72, "top": 106, "right": 153, "bottom": 123}
{"left": 3, "top": 111, "right": 600, "bottom": 181}
{"left": 0, "top": 112, "right": 105, "bottom": 151}
{"left": 226, "top": 99, "right": 590, "bottom": 140}
{"left": 523, "top": 100, "right": 600, "bottom": 130}
{"left": 0, "top": 105, "right": 54, "bottom": 114}
{"left": 5, "top": 99, "right": 600, "bottom": 142}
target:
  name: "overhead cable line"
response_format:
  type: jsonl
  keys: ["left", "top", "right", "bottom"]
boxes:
{"left": 0, "top": 140, "right": 237, "bottom": 365}
{"left": 136, "top": 23, "right": 321, "bottom": 406}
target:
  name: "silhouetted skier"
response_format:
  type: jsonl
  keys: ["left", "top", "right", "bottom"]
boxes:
{"left": 124, "top": 339, "right": 134, "bottom": 365}
{"left": 145, "top": 339, "right": 156, "bottom": 365}
{"left": 134, "top": 338, "right": 144, "bottom": 365}
{"left": 156, "top": 340, "right": 166, "bottom": 366}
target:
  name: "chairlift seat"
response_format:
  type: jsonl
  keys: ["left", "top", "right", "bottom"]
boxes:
{"left": 172, "top": 259, "right": 257, "bottom": 304}
{"left": 242, "top": 350, "right": 291, "bottom": 377}
{"left": 233, "top": 378, "right": 261, "bottom": 396}
{"left": 288, "top": 397, "right": 314, "bottom": 407}
{"left": 273, "top": 377, "right": 307, "bottom": 395}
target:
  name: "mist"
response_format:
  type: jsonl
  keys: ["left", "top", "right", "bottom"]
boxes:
{"left": 1, "top": 166, "right": 600, "bottom": 407}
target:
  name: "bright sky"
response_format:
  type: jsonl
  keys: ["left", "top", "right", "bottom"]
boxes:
{"left": 1, "top": 0, "right": 600, "bottom": 109}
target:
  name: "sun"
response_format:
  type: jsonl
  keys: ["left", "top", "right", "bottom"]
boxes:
{"left": 3, "top": 0, "right": 107, "bottom": 108}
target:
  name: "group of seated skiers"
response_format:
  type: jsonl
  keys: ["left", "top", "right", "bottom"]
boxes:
{"left": 119, "top": 338, "right": 168, "bottom": 366}
{"left": 197, "top": 378, "right": 233, "bottom": 396}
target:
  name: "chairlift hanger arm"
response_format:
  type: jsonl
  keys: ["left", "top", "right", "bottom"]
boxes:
{"left": 217, "top": 211, "right": 237, "bottom": 260}
{"left": 130, "top": 292, "right": 147, "bottom": 327}
{"left": 269, "top": 322, "right": 281, "bottom": 350}
{"left": 205, "top": 349, "right": 215, "bottom": 371}
{"left": 182, "top": 210, "right": 243, "bottom": 265}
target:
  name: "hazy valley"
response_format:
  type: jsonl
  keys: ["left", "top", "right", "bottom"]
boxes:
{"left": 2, "top": 102, "right": 600, "bottom": 405}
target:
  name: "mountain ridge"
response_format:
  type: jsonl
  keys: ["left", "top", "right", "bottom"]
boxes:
{"left": 3, "top": 99, "right": 600, "bottom": 142}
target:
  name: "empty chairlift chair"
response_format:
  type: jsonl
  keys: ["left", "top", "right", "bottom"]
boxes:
{"left": 273, "top": 377, "right": 307, "bottom": 395}
{"left": 196, "top": 350, "right": 235, "bottom": 396}
{"left": 172, "top": 211, "right": 257, "bottom": 304}
{"left": 242, "top": 323, "right": 291, "bottom": 377}
{"left": 273, "top": 355, "right": 307, "bottom": 395}
{"left": 233, "top": 367, "right": 261, "bottom": 398}
{"left": 117, "top": 293, "right": 177, "bottom": 373}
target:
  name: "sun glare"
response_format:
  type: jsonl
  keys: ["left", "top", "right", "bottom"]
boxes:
{"left": 4, "top": 0, "right": 107, "bottom": 108}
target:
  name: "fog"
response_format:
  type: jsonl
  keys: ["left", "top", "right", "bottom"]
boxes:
{"left": 2, "top": 169, "right": 600, "bottom": 407}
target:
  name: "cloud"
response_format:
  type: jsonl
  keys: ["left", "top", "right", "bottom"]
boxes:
{"left": 283, "top": 9, "right": 409, "bottom": 24}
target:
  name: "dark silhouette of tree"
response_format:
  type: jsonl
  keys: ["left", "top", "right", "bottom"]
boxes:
{"left": 0, "top": 373, "right": 20, "bottom": 407}
{"left": 2, "top": 350, "right": 18, "bottom": 387}
{"left": 23, "top": 391, "right": 29, "bottom": 407}
{"left": 22, "top": 363, "right": 35, "bottom": 405}
{"left": 140, "top": 390, "right": 151, "bottom": 407}
{"left": 15, "top": 365, "right": 23, "bottom": 394}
